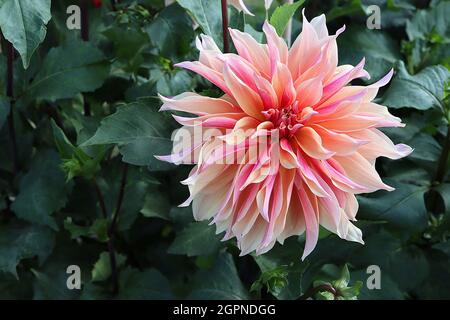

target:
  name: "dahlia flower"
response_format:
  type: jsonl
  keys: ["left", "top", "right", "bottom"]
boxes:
{"left": 158, "top": 13, "right": 412, "bottom": 259}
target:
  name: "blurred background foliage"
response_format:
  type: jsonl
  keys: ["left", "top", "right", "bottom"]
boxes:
{"left": 0, "top": 0, "right": 449, "bottom": 300}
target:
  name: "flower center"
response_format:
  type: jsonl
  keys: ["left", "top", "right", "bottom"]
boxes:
{"left": 262, "top": 102, "right": 302, "bottom": 137}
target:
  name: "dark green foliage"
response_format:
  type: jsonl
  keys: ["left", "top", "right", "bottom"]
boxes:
{"left": 0, "top": 0, "right": 450, "bottom": 300}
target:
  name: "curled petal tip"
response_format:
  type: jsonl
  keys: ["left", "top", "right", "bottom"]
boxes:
{"left": 179, "top": 195, "right": 193, "bottom": 208}
{"left": 301, "top": 248, "right": 314, "bottom": 261}
{"left": 396, "top": 144, "right": 414, "bottom": 157}
{"left": 157, "top": 94, "right": 169, "bottom": 111}
{"left": 336, "top": 24, "right": 346, "bottom": 36}
{"left": 154, "top": 154, "right": 172, "bottom": 163}
{"left": 173, "top": 61, "right": 189, "bottom": 69}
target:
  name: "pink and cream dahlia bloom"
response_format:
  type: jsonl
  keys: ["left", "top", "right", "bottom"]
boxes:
{"left": 158, "top": 13, "right": 412, "bottom": 259}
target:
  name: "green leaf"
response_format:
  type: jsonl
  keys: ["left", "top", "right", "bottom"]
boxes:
{"left": 11, "top": 150, "right": 72, "bottom": 230}
{"left": 348, "top": 228, "right": 402, "bottom": 269}
{"left": 407, "top": 133, "right": 442, "bottom": 163}
{"left": 253, "top": 237, "right": 310, "bottom": 299}
{"left": 79, "top": 283, "right": 110, "bottom": 300}
{"left": 0, "top": 272, "right": 32, "bottom": 299}
{"left": 92, "top": 252, "right": 127, "bottom": 282}
{"left": 117, "top": 178, "right": 149, "bottom": 231}
{"left": 31, "top": 269, "right": 75, "bottom": 300}
{"left": 51, "top": 120, "right": 102, "bottom": 180}
{"left": 417, "top": 249, "right": 450, "bottom": 299}
{"left": 176, "top": 0, "right": 222, "bottom": 48}
{"left": 60, "top": 107, "right": 104, "bottom": 146}
{"left": 189, "top": 252, "right": 249, "bottom": 299}
{"left": 316, "top": 290, "right": 335, "bottom": 300}
{"left": 406, "top": 1, "right": 450, "bottom": 42}
{"left": 82, "top": 102, "right": 173, "bottom": 169}
{"left": 146, "top": 3, "right": 194, "bottom": 60}
{"left": 433, "top": 240, "right": 450, "bottom": 257}
{"left": 141, "top": 190, "right": 171, "bottom": 220}
{"left": 51, "top": 120, "right": 77, "bottom": 160}
{"left": 338, "top": 27, "right": 401, "bottom": 81}
{"left": 312, "top": 264, "right": 362, "bottom": 300}
{"left": 169, "top": 206, "right": 194, "bottom": 227}
{"left": 93, "top": 164, "right": 149, "bottom": 232}
{"left": 326, "top": 0, "right": 364, "bottom": 21}
{"left": 388, "top": 246, "right": 429, "bottom": 292}
{"left": 89, "top": 219, "right": 109, "bottom": 242}
{"left": 403, "top": 2, "right": 450, "bottom": 72}
{"left": 117, "top": 267, "right": 173, "bottom": 299}
{"left": 436, "top": 183, "right": 450, "bottom": 214}
{"left": 381, "top": 113, "right": 423, "bottom": 143}
{"left": 30, "top": 233, "right": 100, "bottom": 300}
{"left": 0, "top": 223, "right": 54, "bottom": 277}
{"left": 125, "top": 80, "right": 157, "bottom": 102}
{"left": 0, "top": 0, "right": 51, "bottom": 68}
{"left": 352, "top": 270, "right": 403, "bottom": 299}
{"left": 269, "top": 0, "right": 305, "bottom": 36}
{"left": 103, "top": 25, "right": 150, "bottom": 73}
{"left": 250, "top": 266, "right": 289, "bottom": 297}
{"left": 383, "top": 62, "right": 450, "bottom": 110}
{"left": 17, "top": 40, "right": 110, "bottom": 107}
{"left": 63, "top": 218, "right": 90, "bottom": 240}
{"left": 339, "top": 281, "right": 362, "bottom": 300}
{"left": 168, "top": 221, "right": 222, "bottom": 257}
{"left": 244, "top": 24, "right": 263, "bottom": 42}
{"left": 64, "top": 217, "right": 109, "bottom": 242}
{"left": 358, "top": 179, "right": 428, "bottom": 231}
{"left": 334, "top": 264, "right": 351, "bottom": 289}
{"left": 153, "top": 68, "right": 194, "bottom": 96}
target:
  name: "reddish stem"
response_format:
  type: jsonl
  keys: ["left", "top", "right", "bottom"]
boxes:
{"left": 108, "top": 163, "right": 128, "bottom": 295}
{"left": 110, "top": 0, "right": 117, "bottom": 11}
{"left": 221, "top": 0, "right": 229, "bottom": 53}
{"left": 298, "top": 284, "right": 338, "bottom": 300}
{"left": 5, "top": 38, "right": 18, "bottom": 174}
{"left": 81, "top": 0, "right": 91, "bottom": 116}
{"left": 81, "top": 0, "right": 90, "bottom": 41}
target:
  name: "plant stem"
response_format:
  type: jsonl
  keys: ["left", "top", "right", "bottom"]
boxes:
{"left": 44, "top": 103, "right": 64, "bottom": 129}
{"left": 110, "top": 0, "right": 117, "bottom": 11}
{"left": 221, "top": 0, "right": 229, "bottom": 53}
{"left": 80, "top": 0, "right": 91, "bottom": 116}
{"left": 297, "top": 284, "right": 337, "bottom": 300}
{"left": 84, "top": 164, "right": 132, "bottom": 295}
{"left": 81, "top": 0, "right": 89, "bottom": 41}
{"left": 111, "top": 164, "right": 128, "bottom": 229}
{"left": 430, "top": 124, "right": 450, "bottom": 213}
{"left": 93, "top": 178, "right": 108, "bottom": 219}
{"left": 108, "top": 163, "right": 129, "bottom": 295}
{"left": 5, "top": 38, "right": 18, "bottom": 174}
{"left": 434, "top": 125, "right": 450, "bottom": 184}
{"left": 107, "top": 237, "right": 118, "bottom": 294}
